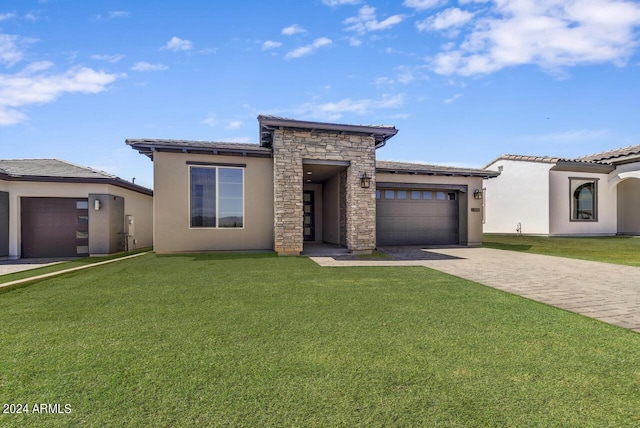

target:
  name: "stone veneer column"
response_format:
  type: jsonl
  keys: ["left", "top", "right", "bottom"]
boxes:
{"left": 272, "top": 129, "right": 377, "bottom": 255}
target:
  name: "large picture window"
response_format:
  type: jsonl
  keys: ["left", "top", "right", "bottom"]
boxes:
{"left": 570, "top": 178, "right": 597, "bottom": 221}
{"left": 190, "top": 166, "right": 243, "bottom": 228}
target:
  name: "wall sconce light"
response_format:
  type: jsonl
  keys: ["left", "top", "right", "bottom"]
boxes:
{"left": 473, "top": 189, "right": 483, "bottom": 200}
{"left": 94, "top": 199, "right": 102, "bottom": 210}
{"left": 360, "top": 172, "right": 371, "bottom": 189}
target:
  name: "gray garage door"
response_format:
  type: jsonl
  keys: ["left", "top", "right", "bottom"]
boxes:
{"left": 376, "top": 189, "right": 459, "bottom": 246}
{"left": 21, "top": 197, "right": 89, "bottom": 258}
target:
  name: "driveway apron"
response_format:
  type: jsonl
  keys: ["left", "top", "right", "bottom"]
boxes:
{"left": 311, "top": 247, "right": 640, "bottom": 332}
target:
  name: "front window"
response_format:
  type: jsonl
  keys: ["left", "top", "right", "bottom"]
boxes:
{"left": 570, "top": 178, "right": 597, "bottom": 221}
{"left": 190, "top": 166, "right": 243, "bottom": 228}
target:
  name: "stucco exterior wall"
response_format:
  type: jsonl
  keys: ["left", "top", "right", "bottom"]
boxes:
{"left": 549, "top": 170, "right": 617, "bottom": 235}
{"left": 272, "top": 129, "right": 376, "bottom": 255}
{"left": 0, "top": 180, "right": 152, "bottom": 258}
{"left": 483, "top": 160, "right": 553, "bottom": 235}
{"left": 152, "top": 151, "right": 274, "bottom": 253}
{"left": 618, "top": 178, "right": 640, "bottom": 234}
{"left": 107, "top": 184, "right": 154, "bottom": 250}
{"left": 375, "top": 172, "right": 484, "bottom": 245}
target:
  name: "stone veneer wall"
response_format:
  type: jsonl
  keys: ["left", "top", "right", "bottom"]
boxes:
{"left": 272, "top": 129, "right": 377, "bottom": 255}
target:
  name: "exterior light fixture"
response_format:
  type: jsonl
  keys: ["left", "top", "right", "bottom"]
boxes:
{"left": 473, "top": 189, "right": 483, "bottom": 200}
{"left": 360, "top": 172, "right": 371, "bottom": 189}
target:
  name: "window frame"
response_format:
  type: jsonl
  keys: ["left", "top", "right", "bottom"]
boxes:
{"left": 188, "top": 165, "right": 245, "bottom": 229}
{"left": 569, "top": 177, "right": 598, "bottom": 222}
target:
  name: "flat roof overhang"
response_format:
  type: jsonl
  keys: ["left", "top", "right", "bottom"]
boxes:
{"left": 258, "top": 115, "right": 398, "bottom": 149}
{"left": 376, "top": 165, "right": 500, "bottom": 179}
{"left": 126, "top": 139, "right": 273, "bottom": 160}
{"left": 551, "top": 161, "right": 615, "bottom": 174}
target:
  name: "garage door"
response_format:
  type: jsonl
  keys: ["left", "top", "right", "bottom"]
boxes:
{"left": 376, "top": 189, "right": 459, "bottom": 246}
{"left": 21, "top": 197, "right": 89, "bottom": 258}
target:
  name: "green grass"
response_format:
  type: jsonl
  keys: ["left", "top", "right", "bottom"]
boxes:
{"left": 1, "top": 253, "right": 640, "bottom": 427}
{"left": 483, "top": 234, "right": 640, "bottom": 266}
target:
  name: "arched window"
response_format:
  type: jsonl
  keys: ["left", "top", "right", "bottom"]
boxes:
{"left": 570, "top": 178, "right": 597, "bottom": 221}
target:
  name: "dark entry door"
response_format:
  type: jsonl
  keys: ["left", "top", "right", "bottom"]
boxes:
{"left": 21, "top": 197, "right": 89, "bottom": 258}
{"left": 303, "top": 191, "right": 315, "bottom": 242}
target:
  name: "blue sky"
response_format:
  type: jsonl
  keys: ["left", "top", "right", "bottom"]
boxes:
{"left": 1, "top": 0, "right": 640, "bottom": 189}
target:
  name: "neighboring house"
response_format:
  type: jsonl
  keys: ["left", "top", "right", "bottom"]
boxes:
{"left": 0, "top": 159, "right": 153, "bottom": 259}
{"left": 127, "top": 115, "right": 497, "bottom": 255}
{"left": 483, "top": 145, "right": 640, "bottom": 236}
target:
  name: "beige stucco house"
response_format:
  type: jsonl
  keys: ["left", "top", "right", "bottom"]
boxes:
{"left": 483, "top": 145, "right": 640, "bottom": 236}
{"left": 127, "top": 115, "right": 498, "bottom": 255}
{"left": 0, "top": 159, "right": 153, "bottom": 259}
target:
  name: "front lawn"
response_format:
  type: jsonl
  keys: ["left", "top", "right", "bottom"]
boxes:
{"left": 483, "top": 234, "right": 640, "bottom": 267}
{"left": 1, "top": 253, "right": 640, "bottom": 426}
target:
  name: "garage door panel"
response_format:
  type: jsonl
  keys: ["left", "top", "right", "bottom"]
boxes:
{"left": 376, "top": 190, "right": 459, "bottom": 246}
{"left": 21, "top": 197, "right": 89, "bottom": 258}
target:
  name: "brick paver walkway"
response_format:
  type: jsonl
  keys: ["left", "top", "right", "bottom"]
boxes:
{"left": 311, "top": 248, "right": 640, "bottom": 332}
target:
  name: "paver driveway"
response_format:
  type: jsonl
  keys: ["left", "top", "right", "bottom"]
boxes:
{"left": 311, "top": 247, "right": 640, "bottom": 333}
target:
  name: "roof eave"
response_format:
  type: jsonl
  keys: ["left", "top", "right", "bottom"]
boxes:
{"left": 0, "top": 174, "right": 153, "bottom": 196}
{"left": 126, "top": 141, "right": 273, "bottom": 160}
{"left": 376, "top": 167, "right": 499, "bottom": 178}
{"left": 551, "top": 161, "right": 615, "bottom": 174}
{"left": 257, "top": 115, "right": 398, "bottom": 148}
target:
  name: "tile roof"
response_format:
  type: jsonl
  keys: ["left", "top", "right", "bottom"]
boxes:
{"left": 577, "top": 144, "right": 640, "bottom": 163}
{"left": 484, "top": 154, "right": 613, "bottom": 169}
{"left": 377, "top": 160, "right": 499, "bottom": 177}
{"left": 0, "top": 158, "right": 153, "bottom": 195}
{"left": 0, "top": 159, "right": 116, "bottom": 179}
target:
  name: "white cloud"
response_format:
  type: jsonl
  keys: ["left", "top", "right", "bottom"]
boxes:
{"left": 0, "top": 65, "right": 122, "bottom": 125}
{"left": 348, "top": 37, "right": 362, "bottom": 46}
{"left": 108, "top": 11, "right": 130, "bottom": 19}
{"left": 344, "top": 6, "right": 405, "bottom": 35}
{"left": 91, "top": 54, "right": 125, "bottom": 63}
{"left": 131, "top": 62, "right": 168, "bottom": 71}
{"left": 523, "top": 129, "right": 612, "bottom": 143}
{"left": 226, "top": 120, "right": 242, "bottom": 129}
{"left": 402, "top": 0, "right": 445, "bottom": 10}
{"left": 0, "top": 12, "right": 17, "bottom": 21}
{"left": 162, "top": 36, "right": 193, "bottom": 52}
{"left": 416, "top": 8, "right": 475, "bottom": 31}
{"left": 262, "top": 40, "right": 282, "bottom": 50}
{"left": 203, "top": 114, "right": 217, "bottom": 127}
{"left": 0, "top": 34, "right": 32, "bottom": 67}
{"left": 431, "top": 0, "right": 640, "bottom": 76}
{"left": 24, "top": 13, "right": 38, "bottom": 21}
{"left": 282, "top": 24, "right": 306, "bottom": 36}
{"left": 443, "top": 93, "right": 462, "bottom": 103}
{"left": 285, "top": 37, "right": 332, "bottom": 59}
{"left": 396, "top": 64, "right": 430, "bottom": 84}
{"left": 322, "top": 0, "right": 360, "bottom": 6}
{"left": 374, "top": 76, "right": 395, "bottom": 86}
{"left": 295, "top": 93, "right": 405, "bottom": 121}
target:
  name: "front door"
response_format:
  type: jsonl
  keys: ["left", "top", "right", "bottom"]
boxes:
{"left": 303, "top": 191, "right": 315, "bottom": 242}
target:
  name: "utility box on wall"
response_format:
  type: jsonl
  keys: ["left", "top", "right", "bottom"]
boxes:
{"left": 88, "top": 194, "right": 125, "bottom": 256}
{"left": 125, "top": 214, "right": 135, "bottom": 250}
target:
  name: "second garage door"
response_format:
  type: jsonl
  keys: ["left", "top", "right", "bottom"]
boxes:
{"left": 21, "top": 197, "right": 89, "bottom": 258}
{"left": 376, "top": 189, "right": 459, "bottom": 246}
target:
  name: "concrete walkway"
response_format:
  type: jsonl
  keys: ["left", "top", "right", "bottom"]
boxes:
{"left": 0, "top": 252, "right": 150, "bottom": 290}
{"left": 311, "top": 248, "right": 640, "bottom": 332}
{"left": 0, "top": 258, "right": 76, "bottom": 275}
